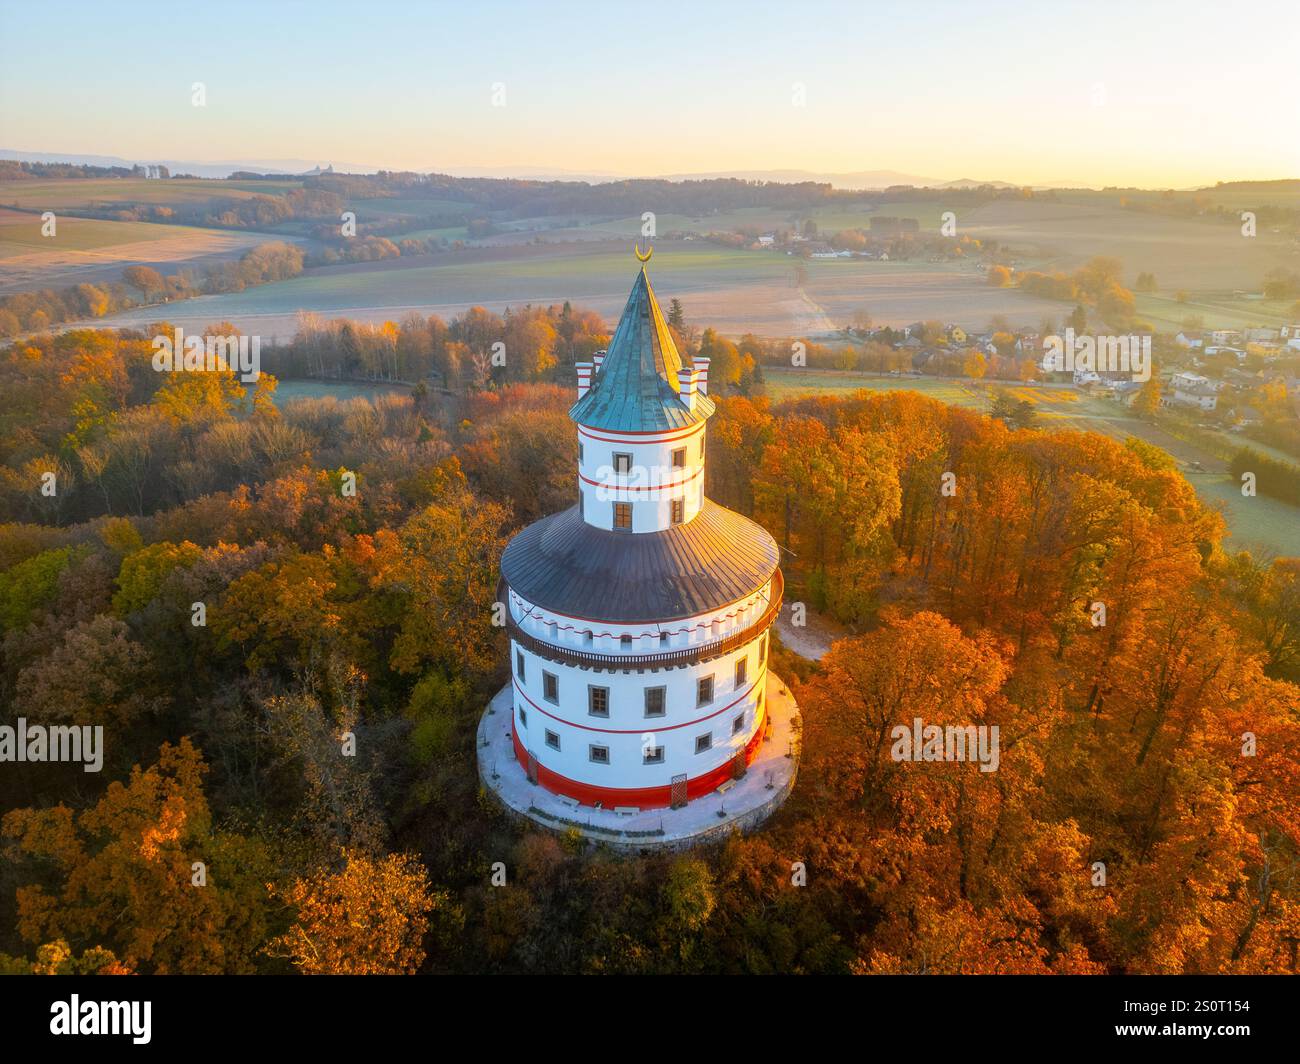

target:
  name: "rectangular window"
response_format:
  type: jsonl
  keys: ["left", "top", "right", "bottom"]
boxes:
{"left": 579, "top": 443, "right": 584, "bottom": 464}
{"left": 589, "top": 744, "right": 609, "bottom": 765}
{"left": 613, "top": 452, "right": 632, "bottom": 474}
{"left": 733, "top": 712, "right": 745, "bottom": 735}
{"left": 697, "top": 675, "right": 714, "bottom": 707}
{"left": 700, "top": 437, "right": 706, "bottom": 460}
{"left": 659, "top": 632, "right": 669, "bottom": 646}
{"left": 620, "top": 634, "right": 632, "bottom": 648}
{"left": 588, "top": 685, "right": 609, "bottom": 718}
{"left": 672, "top": 447, "right": 686, "bottom": 469}
{"left": 643, "top": 746, "right": 665, "bottom": 764}
{"left": 545, "top": 729, "right": 560, "bottom": 750}
{"left": 644, "top": 686, "right": 666, "bottom": 718}
{"left": 543, "top": 671, "right": 558, "bottom": 704}
{"left": 760, "top": 634, "right": 767, "bottom": 664}
{"left": 518, "top": 706, "right": 527, "bottom": 727}
{"left": 695, "top": 733, "right": 712, "bottom": 754}
{"left": 614, "top": 502, "right": 632, "bottom": 530}
{"left": 516, "top": 650, "right": 525, "bottom": 681}
{"left": 735, "top": 657, "right": 748, "bottom": 687}
{"left": 670, "top": 499, "right": 684, "bottom": 524}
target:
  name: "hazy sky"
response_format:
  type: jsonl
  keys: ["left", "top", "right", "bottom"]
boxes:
{"left": 3, "top": 0, "right": 1297, "bottom": 187}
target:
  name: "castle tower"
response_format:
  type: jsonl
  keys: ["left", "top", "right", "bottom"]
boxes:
{"left": 480, "top": 248, "right": 798, "bottom": 844}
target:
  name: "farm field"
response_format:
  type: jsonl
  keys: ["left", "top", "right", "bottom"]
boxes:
{"left": 348, "top": 196, "right": 475, "bottom": 223}
{"left": 0, "top": 177, "right": 302, "bottom": 210}
{"left": 482, "top": 200, "right": 946, "bottom": 241}
{"left": 766, "top": 368, "right": 1300, "bottom": 556}
{"left": 1058, "top": 184, "right": 1300, "bottom": 213}
{"left": 959, "top": 198, "right": 1298, "bottom": 291}
{"left": 0, "top": 207, "right": 285, "bottom": 293}
{"left": 13, "top": 176, "right": 1300, "bottom": 339}
{"left": 1133, "top": 291, "right": 1296, "bottom": 332}
{"left": 77, "top": 239, "right": 1071, "bottom": 340}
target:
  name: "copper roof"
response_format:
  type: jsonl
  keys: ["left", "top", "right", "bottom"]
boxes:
{"left": 500, "top": 499, "right": 779, "bottom": 623}
{"left": 568, "top": 266, "right": 715, "bottom": 432}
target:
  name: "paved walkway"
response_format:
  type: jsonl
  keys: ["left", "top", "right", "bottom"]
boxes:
{"left": 477, "top": 673, "right": 801, "bottom": 852}
{"left": 774, "top": 602, "right": 848, "bottom": 661}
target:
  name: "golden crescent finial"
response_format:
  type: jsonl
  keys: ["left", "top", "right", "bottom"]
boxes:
{"left": 634, "top": 242, "right": 653, "bottom": 263}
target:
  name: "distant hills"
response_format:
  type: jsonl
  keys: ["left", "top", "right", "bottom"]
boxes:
{"left": 7, "top": 150, "right": 1291, "bottom": 194}
{"left": 656, "top": 170, "right": 1024, "bottom": 190}
{"left": 0, "top": 150, "right": 378, "bottom": 180}
{"left": 2, "top": 150, "right": 1019, "bottom": 189}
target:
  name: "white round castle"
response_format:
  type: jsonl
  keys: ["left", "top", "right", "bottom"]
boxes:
{"left": 478, "top": 249, "right": 799, "bottom": 847}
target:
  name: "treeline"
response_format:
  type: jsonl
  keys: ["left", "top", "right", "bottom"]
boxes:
{"left": 0, "top": 160, "right": 142, "bottom": 180}
{"left": 87, "top": 187, "right": 345, "bottom": 230}
{"left": 303, "top": 172, "right": 1048, "bottom": 222}
{"left": 0, "top": 328, "right": 1297, "bottom": 971}
{"left": 314, "top": 172, "right": 846, "bottom": 218}
{"left": 266, "top": 302, "right": 611, "bottom": 389}
{"left": 1229, "top": 446, "right": 1300, "bottom": 505}
{"left": 303, "top": 234, "right": 459, "bottom": 267}
{"left": 1120, "top": 186, "right": 1300, "bottom": 237}
{"left": 0, "top": 242, "right": 303, "bottom": 337}
{"left": 1014, "top": 255, "right": 1142, "bottom": 328}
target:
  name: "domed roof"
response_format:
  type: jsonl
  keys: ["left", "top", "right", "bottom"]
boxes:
{"left": 568, "top": 265, "right": 715, "bottom": 432}
{"left": 501, "top": 499, "right": 778, "bottom": 623}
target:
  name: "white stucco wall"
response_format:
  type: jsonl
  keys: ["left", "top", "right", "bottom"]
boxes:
{"left": 577, "top": 423, "right": 706, "bottom": 533}
{"left": 509, "top": 627, "right": 771, "bottom": 794}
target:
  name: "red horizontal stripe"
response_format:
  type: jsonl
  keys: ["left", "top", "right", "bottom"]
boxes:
{"left": 511, "top": 710, "right": 766, "bottom": 810}
{"left": 578, "top": 465, "right": 702, "bottom": 493}
{"left": 577, "top": 424, "right": 704, "bottom": 443}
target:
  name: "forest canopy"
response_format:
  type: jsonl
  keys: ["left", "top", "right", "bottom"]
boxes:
{"left": 0, "top": 322, "right": 1297, "bottom": 975}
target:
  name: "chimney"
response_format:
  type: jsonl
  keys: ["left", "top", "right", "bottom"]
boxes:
{"left": 677, "top": 366, "right": 697, "bottom": 412}
{"left": 693, "top": 356, "right": 711, "bottom": 396}
{"left": 593, "top": 349, "right": 607, "bottom": 373}
{"left": 576, "top": 361, "right": 593, "bottom": 399}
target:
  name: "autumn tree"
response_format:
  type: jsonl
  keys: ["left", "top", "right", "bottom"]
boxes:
{"left": 2, "top": 739, "right": 274, "bottom": 973}
{"left": 267, "top": 850, "right": 457, "bottom": 974}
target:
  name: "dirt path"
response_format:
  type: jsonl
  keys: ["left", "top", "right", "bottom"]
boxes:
{"left": 782, "top": 285, "right": 837, "bottom": 336}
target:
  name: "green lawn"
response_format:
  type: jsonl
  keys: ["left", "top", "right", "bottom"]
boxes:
{"left": 268, "top": 378, "right": 408, "bottom": 405}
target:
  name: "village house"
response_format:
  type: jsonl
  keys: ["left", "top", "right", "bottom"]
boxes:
{"left": 1016, "top": 332, "right": 1039, "bottom": 354}
{"left": 1169, "top": 371, "right": 1221, "bottom": 411}
{"left": 1204, "top": 345, "right": 1248, "bottom": 362}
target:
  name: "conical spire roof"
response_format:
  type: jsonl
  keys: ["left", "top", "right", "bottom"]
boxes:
{"left": 569, "top": 265, "right": 715, "bottom": 431}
